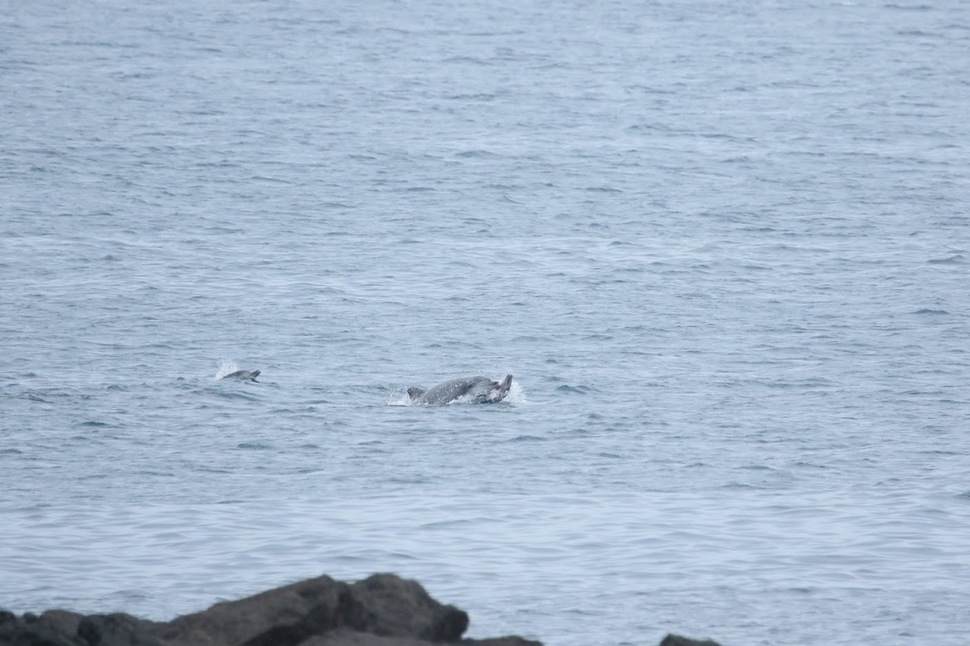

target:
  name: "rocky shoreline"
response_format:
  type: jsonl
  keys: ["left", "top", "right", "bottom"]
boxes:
{"left": 0, "top": 573, "right": 720, "bottom": 646}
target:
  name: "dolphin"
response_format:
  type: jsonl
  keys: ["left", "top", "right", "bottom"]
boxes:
{"left": 407, "top": 374, "right": 512, "bottom": 406}
{"left": 220, "top": 369, "right": 261, "bottom": 382}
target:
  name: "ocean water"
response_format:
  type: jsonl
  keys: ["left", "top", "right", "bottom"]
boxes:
{"left": 2, "top": 1, "right": 969, "bottom": 644}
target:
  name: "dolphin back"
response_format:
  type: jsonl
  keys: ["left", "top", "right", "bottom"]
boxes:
{"left": 410, "top": 377, "right": 482, "bottom": 405}
{"left": 221, "top": 369, "right": 260, "bottom": 381}
{"left": 408, "top": 375, "right": 512, "bottom": 405}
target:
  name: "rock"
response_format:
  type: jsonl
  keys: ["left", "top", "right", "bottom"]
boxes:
{"left": 35, "top": 610, "right": 85, "bottom": 638}
{"left": 0, "top": 575, "right": 720, "bottom": 646}
{"left": 302, "top": 630, "right": 542, "bottom": 646}
{"left": 0, "top": 573, "right": 542, "bottom": 646}
{"left": 343, "top": 573, "right": 469, "bottom": 641}
{"left": 0, "top": 609, "right": 82, "bottom": 646}
{"left": 77, "top": 613, "right": 164, "bottom": 646}
{"left": 159, "top": 574, "right": 346, "bottom": 645}
{"left": 0, "top": 609, "right": 162, "bottom": 646}
{"left": 659, "top": 634, "right": 722, "bottom": 646}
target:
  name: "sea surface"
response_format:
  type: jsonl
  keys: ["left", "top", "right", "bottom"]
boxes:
{"left": 2, "top": 1, "right": 969, "bottom": 644}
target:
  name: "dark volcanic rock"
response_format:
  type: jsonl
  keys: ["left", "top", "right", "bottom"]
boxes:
{"left": 0, "top": 609, "right": 163, "bottom": 646}
{"left": 77, "top": 614, "right": 165, "bottom": 646}
{"left": 0, "top": 574, "right": 540, "bottom": 646}
{"left": 1, "top": 574, "right": 720, "bottom": 646}
{"left": 659, "top": 634, "right": 722, "bottom": 646}
{"left": 343, "top": 574, "right": 469, "bottom": 641}
{"left": 0, "top": 616, "right": 74, "bottom": 645}
{"left": 159, "top": 574, "right": 346, "bottom": 645}
{"left": 301, "top": 629, "right": 542, "bottom": 646}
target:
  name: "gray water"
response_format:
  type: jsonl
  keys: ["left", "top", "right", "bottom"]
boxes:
{"left": 2, "top": 1, "right": 970, "bottom": 644}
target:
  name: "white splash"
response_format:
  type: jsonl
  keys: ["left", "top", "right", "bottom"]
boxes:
{"left": 215, "top": 359, "right": 239, "bottom": 380}
{"left": 504, "top": 379, "right": 527, "bottom": 405}
{"left": 386, "top": 391, "right": 412, "bottom": 406}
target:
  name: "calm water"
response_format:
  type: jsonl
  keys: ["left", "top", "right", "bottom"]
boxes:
{"left": 2, "top": 1, "right": 969, "bottom": 644}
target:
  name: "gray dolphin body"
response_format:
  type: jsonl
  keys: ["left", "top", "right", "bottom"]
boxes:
{"left": 221, "top": 369, "right": 261, "bottom": 382}
{"left": 408, "top": 374, "right": 513, "bottom": 406}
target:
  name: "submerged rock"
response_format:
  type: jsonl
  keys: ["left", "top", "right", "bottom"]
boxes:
{"left": 659, "top": 635, "right": 722, "bottom": 646}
